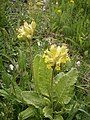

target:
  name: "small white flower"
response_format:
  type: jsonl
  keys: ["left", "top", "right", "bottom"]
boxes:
{"left": 76, "top": 61, "right": 81, "bottom": 66}
{"left": 56, "top": 2, "right": 58, "bottom": 5}
{"left": 9, "top": 64, "right": 14, "bottom": 70}
{"left": 37, "top": 41, "right": 41, "bottom": 46}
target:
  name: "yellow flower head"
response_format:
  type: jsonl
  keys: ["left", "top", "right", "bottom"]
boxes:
{"left": 43, "top": 44, "right": 70, "bottom": 70}
{"left": 17, "top": 20, "right": 36, "bottom": 39}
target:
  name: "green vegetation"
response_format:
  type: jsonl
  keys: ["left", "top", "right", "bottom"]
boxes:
{"left": 0, "top": 0, "right": 90, "bottom": 120}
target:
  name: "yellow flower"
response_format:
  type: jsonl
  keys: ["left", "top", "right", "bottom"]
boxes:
{"left": 17, "top": 20, "right": 36, "bottom": 39}
{"left": 43, "top": 44, "right": 70, "bottom": 70}
{"left": 70, "top": 0, "right": 74, "bottom": 3}
{"left": 57, "top": 9, "right": 62, "bottom": 14}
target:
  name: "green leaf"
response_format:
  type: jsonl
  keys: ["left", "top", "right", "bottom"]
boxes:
{"left": 33, "top": 55, "right": 52, "bottom": 96}
{"left": 43, "top": 106, "right": 53, "bottom": 120}
{"left": 19, "top": 71, "right": 30, "bottom": 90}
{"left": 79, "top": 109, "right": 90, "bottom": 117}
{"left": 21, "top": 91, "right": 50, "bottom": 108}
{"left": 54, "top": 72, "right": 64, "bottom": 83}
{"left": 11, "top": 81, "right": 22, "bottom": 102}
{"left": 18, "top": 106, "right": 37, "bottom": 120}
{"left": 0, "top": 89, "right": 9, "bottom": 97}
{"left": 0, "top": 57, "right": 3, "bottom": 71}
{"left": 2, "top": 71, "right": 11, "bottom": 88}
{"left": 54, "top": 68, "right": 78, "bottom": 104}
{"left": 54, "top": 114, "right": 64, "bottom": 120}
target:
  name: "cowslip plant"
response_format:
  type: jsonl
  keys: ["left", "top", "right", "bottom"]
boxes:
{"left": 10, "top": 43, "right": 77, "bottom": 120}
{"left": 0, "top": 43, "right": 78, "bottom": 120}
{"left": 0, "top": 18, "right": 78, "bottom": 119}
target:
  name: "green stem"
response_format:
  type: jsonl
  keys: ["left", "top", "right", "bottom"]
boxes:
{"left": 29, "top": 39, "right": 33, "bottom": 79}
{"left": 51, "top": 66, "right": 55, "bottom": 119}
{"left": 26, "top": 38, "right": 33, "bottom": 80}
{"left": 29, "top": 39, "right": 32, "bottom": 72}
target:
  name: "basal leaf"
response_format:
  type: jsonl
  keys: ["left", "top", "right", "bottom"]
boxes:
{"left": 18, "top": 106, "right": 37, "bottom": 120}
{"left": 2, "top": 71, "right": 11, "bottom": 88}
{"left": 11, "top": 81, "right": 23, "bottom": 102}
{"left": 54, "top": 68, "right": 78, "bottom": 104}
{"left": 33, "top": 55, "right": 52, "bottom": 96}
{"left": 21, "top": 91, "right": 50, "bottom": 108}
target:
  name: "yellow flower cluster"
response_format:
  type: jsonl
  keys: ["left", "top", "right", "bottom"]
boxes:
{"left": 43, "top": 44, "right": 70, "bottom": 70}
{"left": 17, "top": 20, "right": 36, "bottom": 39}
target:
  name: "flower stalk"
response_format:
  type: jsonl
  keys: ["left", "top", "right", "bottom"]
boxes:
{"left": 17, "top": 20, "right": 36, "bottom": 79}
{"left": 50, "top": 66, "right": 55, "bottom": 119}
{"left": 28, "top": 38, "right": 33, "bottom": 79}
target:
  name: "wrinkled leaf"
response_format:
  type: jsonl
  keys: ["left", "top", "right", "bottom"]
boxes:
{"left": 21, "top": 91, "right": 50, "bottom": 108}
{"left": 54, "top": 68, "right": 78, "bottom": 104}
{"left": 33, "top": 55, "right": 52, "bottom": 96}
